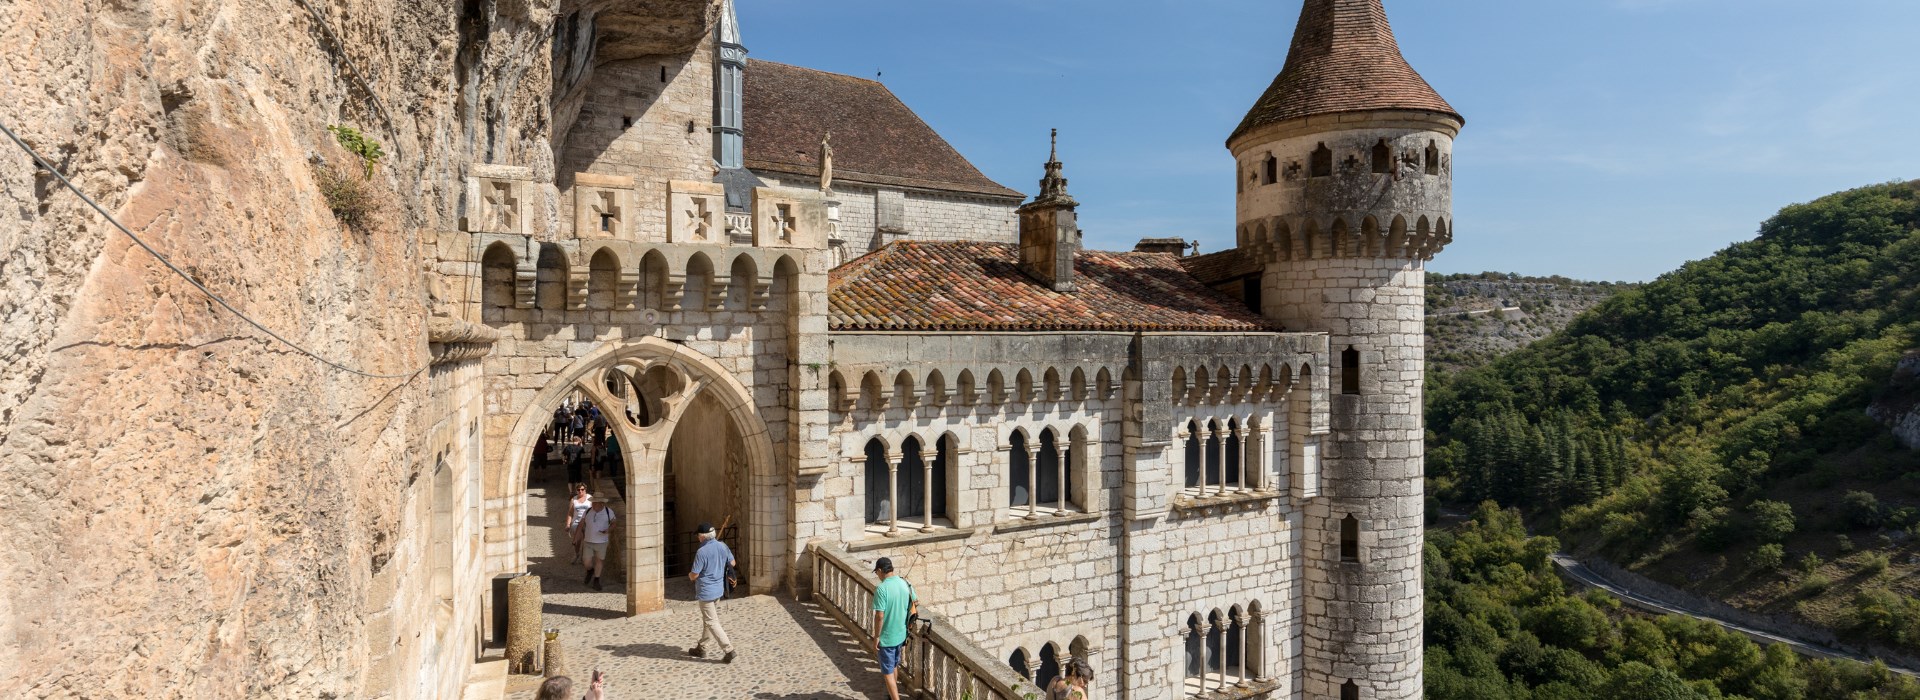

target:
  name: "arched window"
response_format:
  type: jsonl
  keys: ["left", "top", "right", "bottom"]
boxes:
{"left": 1011, "top": 648, "right": 1032, "bottom": 680}
{"left": 1341, "top": 514, "right": 1360, "bottom": 562}
{"left": 1205, "top": 610, "right": 1225, "bottom": 677}
{"left": 1184, "top": 420, "right": 1202, "bottom": 490}
{"left": 827, "top": 371, "right": 848, "bottom": 414}
{"left": 1226, "top": 607, "right": 1245, "bottom": 684}
{"left": 1425, "top": 141, "right": 1440, "bottom": 175}
{"left": 1037, "top": 643, "right": 1063, "bottom": 691}
{"left": 480, "top": 243, "right": 517, "bottom": 315}
{"left": 1037, "top": 429, "right": 1063, "bottom": 510}
{"left": 1225, "top": 418, "right": 1242, "bottom": 488}
{"left": 1263, "top": 154, "right": 1278, "bottom": 184}
{"left": 1342, "top": 680, "right": 1360, "bottom": 700}
{"left": 863, "top": 439, "right": 890, "bottom": 525}
{"left": 1204, "top": 420, "right": 1223, "bottom": 488}
{"left": 1246, "top": 601, "right": 1266, "bottom": 681}
{"left": 1184, "top": 614, "right": 1205, "bottom": 689}
{"left": 1009, "top": 431, "right": 1031, "bottom": 509}
{"left": 933, "top": 435, "right": 953, "bottom": 520}
{"left": 1371, "top": 139, "right": 1392, "bottom": 174}
{"left": 1070, "top": 636, "right": 1091, "bottom": 664}
{"left": 899, "top": 436, "right": 927, "bottom": 521}
{"left": 536, "top": 242, "right": 569, "bottom": 310}
{"left": 1341, "top": 346, "right": 1360, "bottom": 395}
{"left": 1310, "top": 143, "right": 1332, "bottom": 177}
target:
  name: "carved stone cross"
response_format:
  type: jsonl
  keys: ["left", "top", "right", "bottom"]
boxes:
{"left": 484, "top": 182, "right": 519, "bottom": 231}
{"left": 686, "top": 198, "right": 713, "bottom": 239}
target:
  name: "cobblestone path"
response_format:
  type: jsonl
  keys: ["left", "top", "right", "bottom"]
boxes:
{"left": 512, "top": 465, "right": 889, "bottom": 699}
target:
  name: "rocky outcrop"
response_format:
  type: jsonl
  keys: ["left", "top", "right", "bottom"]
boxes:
{"left": 1869, "top": 351, "right": 1920, "bottom": 449}
{"left": 0, "top": 0, "right": 715, "bottom": 697}
{"left": 1426, "top": 274, "right": 1637, "bottom": 371}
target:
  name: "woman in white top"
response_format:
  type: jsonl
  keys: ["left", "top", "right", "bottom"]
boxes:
{"left": 566, "top": 484, "right": 593, "bottom": 564}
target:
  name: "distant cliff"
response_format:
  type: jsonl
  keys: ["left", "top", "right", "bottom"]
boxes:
{"left": 1425, "top": 273, "right": 1637, "bottom": 372}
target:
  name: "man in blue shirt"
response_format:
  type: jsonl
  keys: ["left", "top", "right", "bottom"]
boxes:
{"left": 686, "top": 522, "right": 736, "bottom": 663}
{"left": 869, "top": 556, "right": 918, "bottom": 700}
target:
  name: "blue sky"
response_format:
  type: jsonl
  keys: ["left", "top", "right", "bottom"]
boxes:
{"left": 741, "top": 1, "right": 1918, "bottom": 282}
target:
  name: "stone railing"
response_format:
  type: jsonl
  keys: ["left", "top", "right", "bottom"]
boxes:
{"left": 810, "top": 543, "right": 1036, "bottom": 700}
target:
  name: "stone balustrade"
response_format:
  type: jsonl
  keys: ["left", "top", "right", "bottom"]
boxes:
{"left": 810, "top": 543, "right": 1035, "bottom": 700}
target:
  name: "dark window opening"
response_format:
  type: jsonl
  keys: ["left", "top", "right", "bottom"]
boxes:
{"left": 621, "top": 116, "right": 632, "bottom": 129}
{"left": 1310, "top": 143, "right": 1333, "bottom": 177}
{"left": 600, "top": 213, "right": 615, "bottom": 232}
{"left": 1263, "top": 154, "right": 1278, "bottom": 184}
{"left": 1341, "top": 346, "right": 1360, "bottom": 395}
{"left": 1342, "top": 680, "right": 1360, "bottom": 700}
{"left": 660, "top": 65, "right": 668, "bottom": 82}
{"left": 1010, "top": 649, "right": 1031, "bottom": 680}
{"left": 1425, "top": 141, "right": 1440, "bottom": 175}
{"left": 1371, "top": 140, "right": 1392, "bottom": 174}
{"left": 1183, "top": 420, "right": 1202, "bottom": 489}
{"left": 1241, "top": 276, "right": 1262, "bottom": 311}
{"left": 1340, "top": 514, "right": 1360, "bottom": 562}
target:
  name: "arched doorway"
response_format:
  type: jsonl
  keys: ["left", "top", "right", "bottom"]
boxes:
{"left": 495, "top": 338, "right": 783, "bottom": 616}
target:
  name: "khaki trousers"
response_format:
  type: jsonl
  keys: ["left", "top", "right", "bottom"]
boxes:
{"left": 697, "top": 600, "right": 734, "bottom": 654}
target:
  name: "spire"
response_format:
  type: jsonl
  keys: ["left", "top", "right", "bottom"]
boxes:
{"left": 1229, "top": 0, "right": 1459, "bottom": 144}
{"left": 717, "top": 0, "right": 742, "bottom": 47}
{"left": 1035, "top": 128, "right": 1076, "bottom": 205}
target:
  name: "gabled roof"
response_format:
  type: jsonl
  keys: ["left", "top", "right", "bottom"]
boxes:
{"left": 744, "top": 61, "right": 1023, "bottom": 199}
{"left": 1230, "top": 0, "right": 1460, "bottom": 143}
{"left": 828, "top": 241, "right": 1274, "bottom": 333}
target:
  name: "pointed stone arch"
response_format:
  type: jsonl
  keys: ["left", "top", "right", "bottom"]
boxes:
{"left": 494, "top": 337, "right": 784, "bottom": 614}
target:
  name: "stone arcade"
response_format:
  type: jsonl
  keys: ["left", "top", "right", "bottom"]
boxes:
{"left": 1, "top": 0, "right": 1456, "bottom": 698}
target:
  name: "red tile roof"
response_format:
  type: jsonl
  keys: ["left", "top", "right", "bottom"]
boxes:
{"left": 1230, "top": 0, "right": 1460, "bottom": 143}
{"left": 828, "top": 241, "right": 1274, "bottom": 333}
{"left": 744, "top": 61, "right": 1023, "bottom": 199}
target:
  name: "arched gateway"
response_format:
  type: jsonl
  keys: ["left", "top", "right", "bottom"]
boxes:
{"left": 491, "top": 338, "right": 784, "bottom": 615}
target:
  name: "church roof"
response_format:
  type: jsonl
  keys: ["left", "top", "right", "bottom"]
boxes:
{"left": 744, "top": 61, "right": 1023, "bottom": 199}
{"left": 828, "top": 241, "right": 1273, "bottom": 333}
{"left": 1230, "top": 0, "right": 1460, "bottom": 143}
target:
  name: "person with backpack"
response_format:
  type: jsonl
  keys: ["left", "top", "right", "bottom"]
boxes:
{"left": 686, "top": 522, "right": 737, "bottom": 663}
{"left": 869, "top": 556, "right": 919, "bottom": 700}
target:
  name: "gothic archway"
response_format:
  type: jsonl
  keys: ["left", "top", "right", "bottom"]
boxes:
{"left": 495, "top": 338, "right": 784, "bottom": 615}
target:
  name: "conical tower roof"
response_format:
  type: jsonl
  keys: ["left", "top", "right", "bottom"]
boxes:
{"left": 1230, "top": 0, "right": 1459, "bottom": 144}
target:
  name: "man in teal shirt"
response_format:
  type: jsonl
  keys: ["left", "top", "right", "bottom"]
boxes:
{"left": 869, "top": 556, "right": 918, "bottom": 700}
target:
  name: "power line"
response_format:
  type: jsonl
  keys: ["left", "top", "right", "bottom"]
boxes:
{"left": 1, "top": 117, "right": 428, "bottom": 380}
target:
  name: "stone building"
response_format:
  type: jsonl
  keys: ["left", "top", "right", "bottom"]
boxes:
{"left": 0, "top": 0, "right": 1453, "bottom": 698}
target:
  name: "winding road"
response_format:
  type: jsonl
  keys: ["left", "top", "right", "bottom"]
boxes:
{"left": 1551, "top": 553, "right": 1920, "bottom": 678}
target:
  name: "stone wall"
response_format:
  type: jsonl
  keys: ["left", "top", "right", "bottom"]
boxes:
{"left": 756, "top": 174, "right": 1020, "bottom": 260}
{"left": 823, "top": 331, "right": 1327, "bottom": 699}
{"left": 558, "top": 47, "right": 718, "bottom": 241}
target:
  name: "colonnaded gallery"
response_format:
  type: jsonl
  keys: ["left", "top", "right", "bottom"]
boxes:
{"left": 0, "top": 0, "right": 1458, "bottom": 698}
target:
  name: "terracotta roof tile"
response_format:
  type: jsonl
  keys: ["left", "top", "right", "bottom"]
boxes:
{"left": 745, "top": 61, "right": 1022, "bottom": 199}
{"left": 828, "top": 241, "right": 1273, "bottom": 333}
{"left": 1230, "top": 0, "right": 1460, "bottom": 143}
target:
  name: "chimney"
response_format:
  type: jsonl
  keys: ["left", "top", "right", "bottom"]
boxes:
{"left": 1134, "top": 238, "right": 1191, "bottom": 256}
{"left": 1018, "top": 129, "right": 1080, "bottom": 292}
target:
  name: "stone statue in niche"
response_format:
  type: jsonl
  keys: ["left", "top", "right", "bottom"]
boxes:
{"left": 820, "top": 131, "right": 834, "bottom": 194}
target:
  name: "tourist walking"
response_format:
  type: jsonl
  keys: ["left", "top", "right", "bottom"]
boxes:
{"left": 686, "top": 522, "right": 737, "bottom": 663}
{"left": 566, "top": 484, "right": 593, "bottom": 564}
{"left": 1048, "top": 658, "right": 1094, "bottom": 700}
{"left": 579, "top": 498, "right": 616, "bottom": 590}
{"left": 868, "top": 556, "right": 919, "bottom": 700}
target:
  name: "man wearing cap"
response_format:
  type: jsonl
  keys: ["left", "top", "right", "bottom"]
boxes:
{"left": 869, "top": 556, "right": 918, "bottom": 700}
{"left": 686, "top": 522, "right": 737, "bottom": 663}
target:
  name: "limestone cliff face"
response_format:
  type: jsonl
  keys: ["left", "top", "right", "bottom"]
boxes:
{"left": 0, "top": 0, "right": 714, "bottom": 696}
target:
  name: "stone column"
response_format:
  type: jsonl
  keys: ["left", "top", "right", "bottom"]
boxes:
{"left": 1235, "top": 612, "right": 1250, "bottom": 686}
{"left": 919, "top": 441, "right": 935, "bottom": 532}
{"left": 1054, "top": 436, "right": 1069, "bottom": 516}
{"left": 625, "top": 441, "right": 668, "bottom": 616}
{"left": 887, "top": 448, "right": 901, "bottom": 537}
{"left": 1208, "top": 424, "right": 1225, "bottom": 497}
{"left": 1233, "top": 423, "right": 1248, "bottom": 492}
{"left": 1024, "top": 444, "right": 1040, "bottom": 519}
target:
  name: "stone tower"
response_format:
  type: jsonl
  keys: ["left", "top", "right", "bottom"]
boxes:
{"left": 1018, "top": 129, "right": 1080, "bottom": 292}
{"left": 1228, "top": 1, "right": 1461, "bottom": 698}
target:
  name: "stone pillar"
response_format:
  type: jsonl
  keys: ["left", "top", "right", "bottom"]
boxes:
{"left": 1054, "top": 436, "right": 1069, "bottom": 516}
{"left": 505, "top": 575, "right": 543, "bottom": 674}
{"left": 887, "top": 448, "right": 901, "bottom": 536}
{"left": 1025, "top": 445, "right": 1040, "bottom": 520}
{"left": 625, "top": 443, "right": 668, "bottom": 615}
{"left": 919, "top": 442, "right": 936, "bottom": 532}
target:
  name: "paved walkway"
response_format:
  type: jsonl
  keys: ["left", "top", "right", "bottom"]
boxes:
{"left": 511, "top": 463, "right": 889, "bottom": 699}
